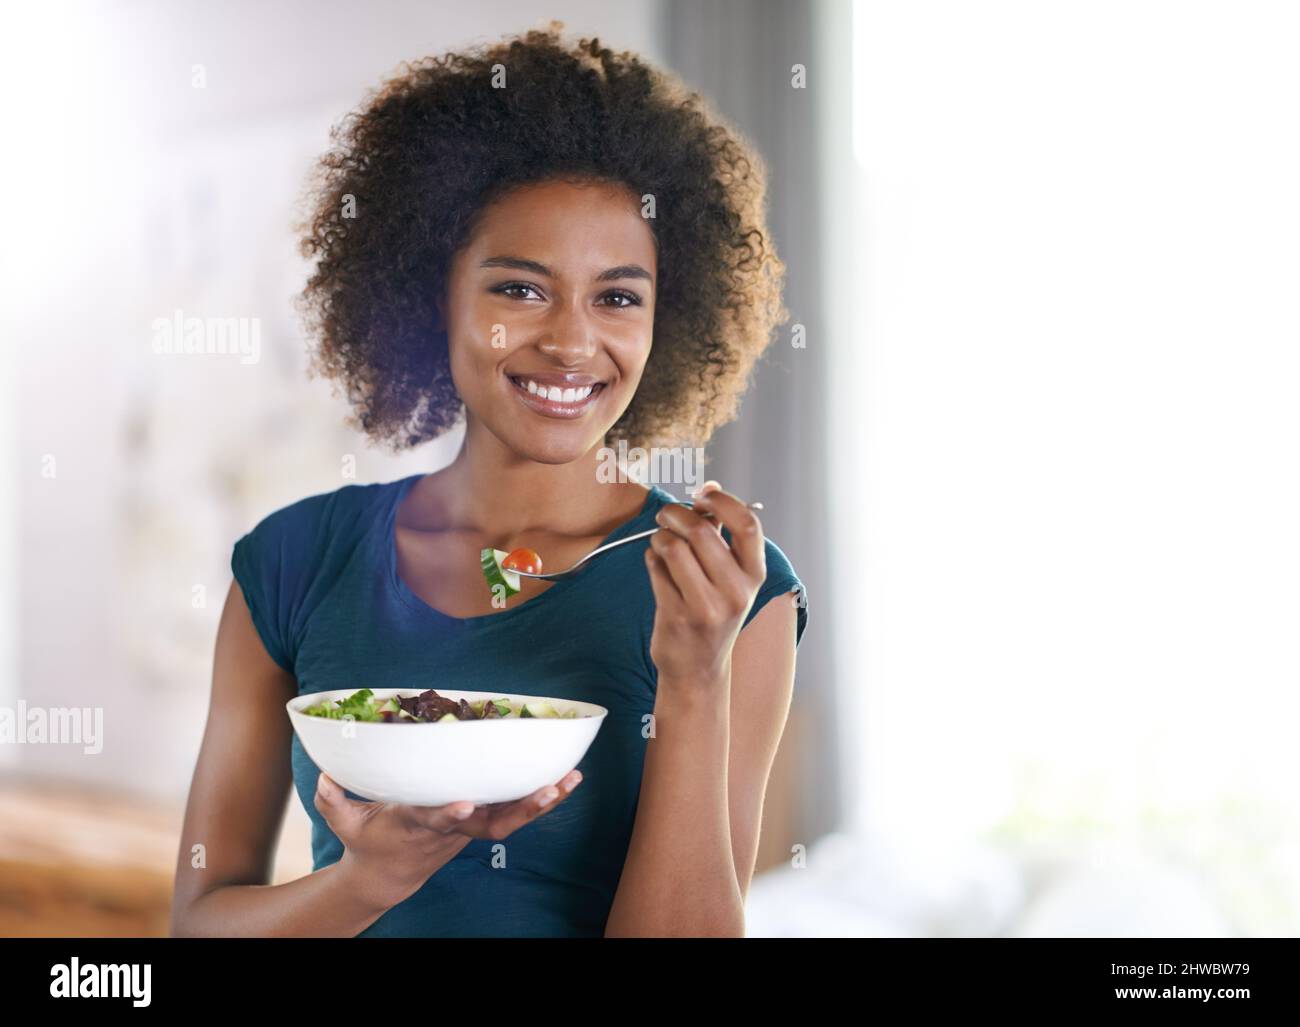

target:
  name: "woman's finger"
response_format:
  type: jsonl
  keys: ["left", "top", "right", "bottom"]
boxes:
{"left": 656, "top": 502, "right": 747, "bottom": 591}
{"left": 650, "top": 523, "right": 717, "bottom": 612}
{"left": 691, "top": 479, "right": 721, "bottom": 496}
{"left": 644, "top": 546, "right": 683, "bottom": 608}
{"left": 405, "top": 799, "right": 481, "bottom": 834}
{"left": 455, "top": 771, "right": 582, "bottom": 839}
{"left": 690, "top": 487, "right": 766, "bottom": 579}
{"left": 313, "top": 773, "right": 375, "bottom": 837}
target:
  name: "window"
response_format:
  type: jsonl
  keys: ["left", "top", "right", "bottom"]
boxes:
{"left": 829, "top": 0, "right": 1300, "bottom": 934}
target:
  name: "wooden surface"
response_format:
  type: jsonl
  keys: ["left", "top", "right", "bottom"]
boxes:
{"left": 0, "top": 779, "right": 313, "bottom": 937}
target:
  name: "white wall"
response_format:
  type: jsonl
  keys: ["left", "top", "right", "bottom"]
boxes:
{"left": 3, "top": 1, "right": 665, "bottom": 799}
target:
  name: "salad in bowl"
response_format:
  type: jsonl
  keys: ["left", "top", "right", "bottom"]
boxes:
{"left": 302, "top": 686, "right": 584, "bottom": 724}
{"left": 287, "top": 686, "right": 605, "bottom": 806}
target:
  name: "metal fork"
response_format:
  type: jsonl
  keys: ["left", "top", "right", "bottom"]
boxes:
{"left": 509, "top": 500, "right": 764, "bottom": 581}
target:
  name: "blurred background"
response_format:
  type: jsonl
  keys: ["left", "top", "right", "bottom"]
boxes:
{"left": 1, "top": 0, "right": 1297, "bottom": 937}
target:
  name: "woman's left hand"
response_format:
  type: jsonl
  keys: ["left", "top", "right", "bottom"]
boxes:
{"left": 645, "top": 481, "right": 767, "bottom": 686}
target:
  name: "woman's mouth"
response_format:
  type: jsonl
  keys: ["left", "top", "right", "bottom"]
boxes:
{"left": 506, "top": 375, "right": 606, "bottom": 419}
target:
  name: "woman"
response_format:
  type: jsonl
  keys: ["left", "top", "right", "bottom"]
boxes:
{"left": 171, "top": 24, "right": 807, "bottom": 938}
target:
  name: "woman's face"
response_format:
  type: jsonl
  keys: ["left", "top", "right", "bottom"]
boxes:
{"left": 440, "top": 177, "right": 657, "bottom": 465}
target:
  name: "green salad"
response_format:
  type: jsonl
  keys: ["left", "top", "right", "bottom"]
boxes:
{"left": 301, "top": 687, "right": 582, "bottom": 723}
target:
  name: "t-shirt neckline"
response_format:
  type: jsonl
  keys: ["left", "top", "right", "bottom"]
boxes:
{"left": 386, "top": 473, "right": 670, "bottom": 626}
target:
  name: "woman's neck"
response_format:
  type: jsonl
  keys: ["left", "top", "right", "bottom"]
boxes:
{"left": 403, "top": 420, "right": 647, "bottom": 538}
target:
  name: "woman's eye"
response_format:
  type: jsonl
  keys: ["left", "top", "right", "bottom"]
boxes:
{"left": 600, "top": 290, "right": 642, "bottom": 308}
{"left": 492, "top": 282, "right": 543, "bottom": 301}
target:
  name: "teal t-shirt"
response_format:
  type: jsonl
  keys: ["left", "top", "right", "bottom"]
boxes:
{"left": 231, "top": 473, "right": 807, "bottom": 937}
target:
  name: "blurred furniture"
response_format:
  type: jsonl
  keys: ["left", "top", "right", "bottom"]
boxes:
{"left": 0, "top": 781, "right": 177, "bottom": 936}
{"left": 0, "top": 779, "right": 312, "bottom": 937}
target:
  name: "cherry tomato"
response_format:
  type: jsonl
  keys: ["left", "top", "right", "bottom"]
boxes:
{"left": 501, "top": 547, "right": 543, "bottom": 575}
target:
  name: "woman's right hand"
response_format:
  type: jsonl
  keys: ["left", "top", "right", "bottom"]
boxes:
{"left": 313, "top": 769, "right": 583, "bottom": 912}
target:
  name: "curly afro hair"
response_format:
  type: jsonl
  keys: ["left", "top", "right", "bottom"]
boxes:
{"left": 297, "top": 22, "right": 787, "bottom": 451}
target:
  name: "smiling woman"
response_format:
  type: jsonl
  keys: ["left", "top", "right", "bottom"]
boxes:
{"left": 438, "top": 177, "right": 657, "bottom": 463}
{"left": 171, "top": 21, "right": 808, "bottom": 939}
{"left": 297, "top": 23, "right": 786, "bottom": 453}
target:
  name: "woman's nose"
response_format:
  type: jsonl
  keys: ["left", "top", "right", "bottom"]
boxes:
{"left": 535, "top": 305, "right": 598, "bottom": 362}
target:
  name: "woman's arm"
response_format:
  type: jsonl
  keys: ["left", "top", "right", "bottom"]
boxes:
{"left": 170, "top": 581, "right": 394, "bottom": 936}
{"left": 604, "top": 661, "right": 741, "bottom": 937}
{"left": 605, "top": 486, "right": 798, "bottom": 937}
{"left": 725, "top": 597, "right": 798, "bottom": 900}
{"left": 605, "top": 601, "right": 797, "bottom": 937}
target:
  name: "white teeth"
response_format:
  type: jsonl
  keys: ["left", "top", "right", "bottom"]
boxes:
{"left": 516, "top": 378, "right": 598, "bottom": 403}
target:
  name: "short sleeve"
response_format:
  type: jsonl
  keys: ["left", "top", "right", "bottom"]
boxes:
{"left": 229, "top": 488, "right": 348, "bottom": 674}
{"left": 739, "top": 535, "right": 808, "bottom": 647}
{"left": 231, "top": 525, "right": 296, "bottom": 673}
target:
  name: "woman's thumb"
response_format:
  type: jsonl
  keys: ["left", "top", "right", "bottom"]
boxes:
{"left": 314, "top": 773, "right": 364, "bottom": 830}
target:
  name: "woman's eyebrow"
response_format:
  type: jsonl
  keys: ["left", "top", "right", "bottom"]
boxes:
{"left": 479, "top": 255, "right": 652, "bottom": 283}
{"left": 480, "top": 255, "right": 552, "bottom": 276}
{"left": 595, "top": 264, "right": 653, "bottom": 283}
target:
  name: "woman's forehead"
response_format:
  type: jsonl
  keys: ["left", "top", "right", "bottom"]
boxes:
{"left": 460, "top": 181, "right": 657, "bottom": 276}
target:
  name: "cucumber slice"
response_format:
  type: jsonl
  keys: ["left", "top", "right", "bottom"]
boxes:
{"left": 481, "top": 548, "right": 521, "bottom": 597}
{"left": 521, "top": 700, "right": 558, "bottom": 719}
{"left": 466, "top": 698, "right": 515, "bottom": 718}
{"left": 437, "top": 712, "right": 459, "bottom": 723}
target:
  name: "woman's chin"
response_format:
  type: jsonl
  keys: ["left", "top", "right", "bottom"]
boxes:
{"left": 500, "top": 426, "right": 607, "bottom": 467}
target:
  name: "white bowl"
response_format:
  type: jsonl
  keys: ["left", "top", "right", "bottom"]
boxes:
{"left": 287, "top": 688, "right": 607, "bottom": 806}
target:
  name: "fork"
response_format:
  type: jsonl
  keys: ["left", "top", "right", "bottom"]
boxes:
{"left": 509, "top": 500, "right": 764, "bottom": 581}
